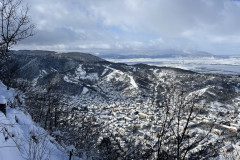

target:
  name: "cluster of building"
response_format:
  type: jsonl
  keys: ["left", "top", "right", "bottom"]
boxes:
{"left": 64, "top": 90, "right": 240, "bottom": 158}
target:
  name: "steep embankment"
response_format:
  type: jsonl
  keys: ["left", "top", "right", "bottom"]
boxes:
{"left": 0, "top": 81, "right": 80, "bottom": 160}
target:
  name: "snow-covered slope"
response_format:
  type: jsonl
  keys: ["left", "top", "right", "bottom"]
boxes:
{"left": 0, "top": 81, "right": 80, "bottom": 160}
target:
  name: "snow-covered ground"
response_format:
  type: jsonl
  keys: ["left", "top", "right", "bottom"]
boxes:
{"left": 105, "top": 66, "right": 138, "bottom": 89}
{"left": 0, "top": 81, "right": 81, "bottom": 160}
{"left": 63, "top": 64, "right": 99, "bottom": 85}
{"left": 107, "top": 57, "right": 240, "bottom": 75}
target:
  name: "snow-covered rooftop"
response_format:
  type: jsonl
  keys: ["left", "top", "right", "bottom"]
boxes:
{"left": 0, "top": 95, "right": 6, "bottom": 104}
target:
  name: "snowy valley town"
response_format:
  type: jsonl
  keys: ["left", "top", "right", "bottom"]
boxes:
{"left": 1, "top": 0, "right": 240, "bottom": 160}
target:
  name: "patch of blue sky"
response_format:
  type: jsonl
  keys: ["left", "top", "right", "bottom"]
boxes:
{"left": 108, "top": 25, "right": 158, "bottom": 41}
{"left": 109, "top": 26, "right": 124, "bottom": 34}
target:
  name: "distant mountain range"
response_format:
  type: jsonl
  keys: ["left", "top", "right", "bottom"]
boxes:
{"left": 12, "top": 50, "right": 106, "bottom": 62}
{"left": 12, "top": 49, "right": 231, "bottom": 59}
{"left": 97, "top": 49, "right": 222, "bottom": 59}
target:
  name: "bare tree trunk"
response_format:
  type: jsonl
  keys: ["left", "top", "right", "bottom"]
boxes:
{"left": 44, "top": 104, "right": 51, "bottom": 129}
{"left": 69, "top": 149, "right": 73, "bottom": 160}
{"left": 5, "top": 54, "right": 10, "bottom": 90}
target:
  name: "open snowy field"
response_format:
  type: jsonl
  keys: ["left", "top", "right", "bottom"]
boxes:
{"left": 107, "top": 57, "right": 240, "bottom": 75}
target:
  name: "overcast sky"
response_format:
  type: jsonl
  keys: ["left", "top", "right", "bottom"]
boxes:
{"left": 14, "top": 0, "right": 240, "bottom": 55}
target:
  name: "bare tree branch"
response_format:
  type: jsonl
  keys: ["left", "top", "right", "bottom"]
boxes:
{"left": 0, "top": 0, "right": 35, "bottom": 88}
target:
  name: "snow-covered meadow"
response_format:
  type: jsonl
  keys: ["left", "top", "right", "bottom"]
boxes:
{"left": 107, "top": 56, "right": 240, "bottom": 75}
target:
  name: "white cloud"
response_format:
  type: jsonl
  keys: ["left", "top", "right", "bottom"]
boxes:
{"left": 14, "top": 0, "right": 240, "bottom": 55}
{"left": 77, "top": 44, "right": 111, "bottom": 49}
{"left": 149, "top": 38, "right": 165, "bottom": 46}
